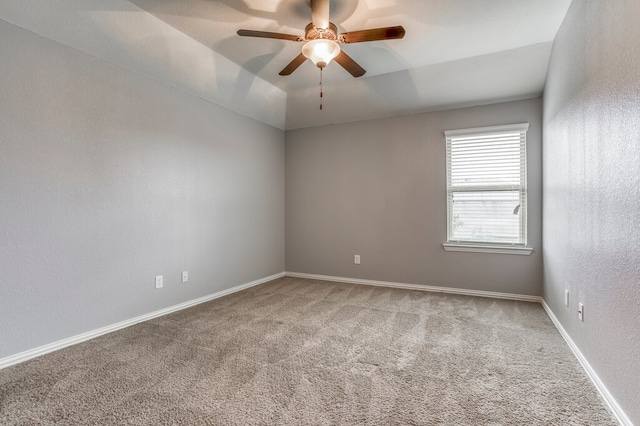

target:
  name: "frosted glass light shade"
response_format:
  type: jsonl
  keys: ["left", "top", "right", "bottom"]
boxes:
{"left": 302, "top": 39, "right": 340, "bottom": 69}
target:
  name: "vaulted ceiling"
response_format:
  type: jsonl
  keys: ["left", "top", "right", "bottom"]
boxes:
{"left": 0, "top": 0, "right": 572, "bottom": 130}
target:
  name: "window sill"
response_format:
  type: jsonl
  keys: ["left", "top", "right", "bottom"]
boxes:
{"left": 442, "top": 243, "right": 533, "bottom": 255}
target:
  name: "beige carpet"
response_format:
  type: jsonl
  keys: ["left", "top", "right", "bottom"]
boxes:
{"left": 1, "top": 277, "right": 617, "bottom": 425}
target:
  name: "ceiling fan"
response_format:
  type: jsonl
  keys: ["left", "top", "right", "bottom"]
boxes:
{"left": 237, "top": 0, "right": 406, "bottom": 78}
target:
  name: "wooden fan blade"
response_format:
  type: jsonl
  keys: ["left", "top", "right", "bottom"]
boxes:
{"left": 334, "top": 51, "right": 366, "bottom": 77}
{"left": 279, "top": 53, "right": 308, "bottom": 76}
{"left": 340, "top": 26, "right": 406, "bottom": 43}
{"left": 310, "top": 0, "right": 330, "bottom": 29}
{"left": 237, "top": 29, "right": 303, "bottom": 42}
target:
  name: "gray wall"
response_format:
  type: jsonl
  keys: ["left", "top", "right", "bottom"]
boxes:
{"left": 286, "top": 98, "right": 542, "bottom": 296}
{"left": 0, "top": 21, "right": 285, "bottom": 359}
{"left": 543, "top": 1, "right": 640, "bottom": 423}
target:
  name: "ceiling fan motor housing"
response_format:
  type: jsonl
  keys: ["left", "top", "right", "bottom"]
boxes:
{"left": 305, "top": 22, "right": 338, "bottom": 41}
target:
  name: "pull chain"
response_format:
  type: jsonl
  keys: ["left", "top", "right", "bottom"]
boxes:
{"left": 319, "top": 67, "right": 323, "bottom": 110}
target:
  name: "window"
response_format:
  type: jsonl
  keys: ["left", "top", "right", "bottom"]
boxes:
{"left": 443, "top": 123, "right": 531, "bottom": 255}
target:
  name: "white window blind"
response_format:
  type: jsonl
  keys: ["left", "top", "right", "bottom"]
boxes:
{"left": 445, "top": 123, "right": 528, "bottom": 246}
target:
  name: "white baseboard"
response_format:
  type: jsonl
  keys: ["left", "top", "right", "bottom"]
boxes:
{"left": 285, "top": 271, "right": 541, "bottom": 303}
{"left": 541, "top": 301, "right": 631, "bottom": 426}
{"left": 0, "top": 272, "right": 285, "bottom": 371}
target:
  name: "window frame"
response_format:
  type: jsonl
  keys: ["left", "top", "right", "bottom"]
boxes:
{"left": 443, "top": 123, "right": 532, "bottom": 255}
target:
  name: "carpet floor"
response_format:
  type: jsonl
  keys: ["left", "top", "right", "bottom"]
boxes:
{"left": 1, "top": 277, "right": 617, "bottom": 425}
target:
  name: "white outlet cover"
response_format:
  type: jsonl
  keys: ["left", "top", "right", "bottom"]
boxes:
{"left": 578, "top": 303, "right": 584, "bottom": 321}
{"left": 155, "top": 275, "right": 163, "bottom": 289}
{"left": 564, "top": 290, "right": 569, "bottom": 307}
{"left": 354, "top": 255, "right": 361, "bottom": 264}
{"left": 182, "top": 271, "right": 188, "bottom": 283}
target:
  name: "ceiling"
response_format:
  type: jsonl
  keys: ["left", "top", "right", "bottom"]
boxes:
{"left": 0, "top": 0, "right": 572, "bottom": 130}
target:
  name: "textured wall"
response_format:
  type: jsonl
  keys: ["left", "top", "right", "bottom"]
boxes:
{"left": 543, "top": 1, "right": 640, "bottom": 423}
{"left": 286, "top": 98, "right": 542, "bottom": 295}
{"left": 0, "top": 22, "right": 285, "bottom": 359}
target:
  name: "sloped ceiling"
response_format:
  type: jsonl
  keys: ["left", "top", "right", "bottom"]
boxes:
{"left": 0, "top": 0, "right": 572, "bottom": 130}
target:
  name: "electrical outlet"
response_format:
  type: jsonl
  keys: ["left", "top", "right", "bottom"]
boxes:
{"left": 564, "top": 290, "right": 569, "bottom": 307}
{"left": 578, "top": 303, "right": 584, "bottom": 322}
{"left": 182, "top": 271, "right": 189, "bottom": 283}
{"left": 354, "top": 255, "right": 361, "bottom": 265}
{"left": 155, "top": 275, "right": 163, "bottom": 289}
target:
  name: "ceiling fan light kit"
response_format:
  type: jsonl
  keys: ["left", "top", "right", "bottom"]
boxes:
{"left": 302, "top": 39, "right": 340, "bottom": 69}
